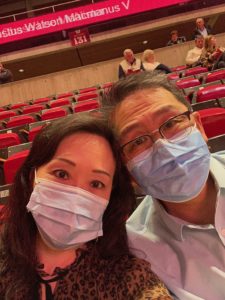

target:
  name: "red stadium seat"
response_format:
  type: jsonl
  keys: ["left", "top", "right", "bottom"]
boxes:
{"left": 56, "top": 92, "right": 73, "bottom": 98}
{"left": 78, "top": 86, "right": 99, "bottom": 94}
{"left": 10, "top": 103, "right": 29, "bottom": 110}
{"left": 0, "top": 108, "right": 5, "bottom": 112}
{"left": 0, "top": 133, "right": 21, "bottom": 149}
{"left": 49, "top": 98, "right": 71, "bottom": 108}
{"left": 28, "top": 125, "right": 44, "bottom": 141}
{"left": 205, "top": 69, "right": 225, "bottom": 83}
{"left": 5, "top": 115, "right": 36, "bottom": 128}
{"left": 199, "top": 108, "right": 225, "bottom": 138}
{"left": 171, "top": 65, "right": 187, "bottom": 72}
{"left": 22, "top": 104, "right": 45, "bottom": 114}
{"left": 41, "top": 107, "right": 68, "bottom": 120}
{"left": 167, "top": 73, "right": 180, "bottom": 81}
{"left": 76, "top": 92, "right": 99, "bottom": 102}
{"left": 176, "top": 78, "right": 200, "bottom": 89}
{"left": 3, "top": 149, "right": 29, "bottom": 184}
{"left": 33, "top": 97, "right": 52, "bottom": 104}
{"left": 196, "top": 84, "right": 225, "bottom": 102}
{"left": 74, "top": 100, "right": 100, "bottom": 112}
{"left": 0, "top": 110, "right": 17, "bottom": 121}
{"left": 184, "top": 66, "right": 208, "bottom": 76}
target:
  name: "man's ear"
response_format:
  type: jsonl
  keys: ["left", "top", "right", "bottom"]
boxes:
{"left": 192, "top": 111, "right": 208, "bottom": 142}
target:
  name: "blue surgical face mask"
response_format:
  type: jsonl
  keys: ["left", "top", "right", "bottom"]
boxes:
{"left": 26, "top": 179, "right": 108, "bottom": 250}
{"left": 126, "top": 127, "right": 210, "bottom": 203}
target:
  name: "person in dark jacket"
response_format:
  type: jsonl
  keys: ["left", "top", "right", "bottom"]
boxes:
{"left": 193, "top": 18, "right": 212, "bottom": 39}
{"left": 0, "top": 62, "right": 13, "bottom": 84}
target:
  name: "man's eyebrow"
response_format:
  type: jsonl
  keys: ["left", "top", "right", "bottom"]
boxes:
{"left": 92, "top": 169, "right": 112, "bottom": 178}
{"left": 120, "top": 105, "right": 179, "bottom": 140}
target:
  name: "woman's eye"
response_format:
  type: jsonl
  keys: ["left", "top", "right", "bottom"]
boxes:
{"left": 53, "top": 170, "right": 69, "bottom": 179}
{"left": 91, "top": 180, "right": 105, "bottom": 189}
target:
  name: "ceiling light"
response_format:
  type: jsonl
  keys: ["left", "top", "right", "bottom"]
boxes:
{"left": 142, "top": 40, "right": 148, "bottom": 44}
{"left": 18, "top": 69, "right": 24, "bottom": 72}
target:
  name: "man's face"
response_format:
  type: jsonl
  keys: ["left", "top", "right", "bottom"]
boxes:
{"left": 195, "top": 37, "right": 204, "bottom": 48}
{"left": 124, "top": 51, "right": 134, "bottom": 63}
{"left": 171, "top": 33, "right": 178, "bottom": 42}
{"left": 196, "top": 19, "right": 204, "bottom": 30}
{"left": 113, "top": 88, "right": 207, "bottom": 162}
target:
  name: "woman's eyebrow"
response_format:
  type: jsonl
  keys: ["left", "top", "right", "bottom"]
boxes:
{"left": 53, "top": 157, "right": 76, "bottom": 166}
{"left": 92, "top": 169, "right": 112, "bottom": 178}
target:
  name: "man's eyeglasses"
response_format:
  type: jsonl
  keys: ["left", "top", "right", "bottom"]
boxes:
{"left": 121, "top": 111, "right": 193, "bottom": 160}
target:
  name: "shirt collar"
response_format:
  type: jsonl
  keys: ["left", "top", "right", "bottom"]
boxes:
{"left": 153, "top": 154, "right": 225, "bottom": 241}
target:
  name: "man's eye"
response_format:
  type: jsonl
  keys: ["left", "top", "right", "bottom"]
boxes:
{"left": 133, "top": 136, "right": 148, "bottom": 146}
{"left": 91, "top": 180, "right": 105, "bottom": 189}
{"left": 53, "top": 170, "right": 69, "bottom": 179}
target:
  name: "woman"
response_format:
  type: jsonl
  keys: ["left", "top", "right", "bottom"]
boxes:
{"left": 0, "top": 114, "right": 172, "bottom": 299}
{"left": 142, "top": 49, "right": 171, "bottom": 74}
{"left": 200, "top": 35, "right": 225, "bottom": 70}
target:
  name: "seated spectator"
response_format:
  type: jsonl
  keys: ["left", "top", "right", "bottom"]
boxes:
{"left": 142, "top": 49, "right": 171, "bottom": 74}
{"left": 167, "top": 30, "right": 186, "bottom": 46}
{"left": 185, "top": 35, "right": 204, "bottom": 67}
{"left": 194, "top": 17, "right": 212, "bottom": 38}
{"left": 200, "top": 35, "right": 225, "bottom": 70}
{"left": 0, "top": 62, "right": 13, "bottom": 84}
{"left": 118, "top": 49, "right": 143, "bottom": 79}
{"left": 0, "top": 114, "right": 172, "bottom": 299}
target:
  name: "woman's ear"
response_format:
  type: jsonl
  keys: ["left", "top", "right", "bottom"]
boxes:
{"left": 192, "top": 111, "right": 208, "bottom": 142}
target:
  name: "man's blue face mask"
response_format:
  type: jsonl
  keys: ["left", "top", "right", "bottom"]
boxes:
{"left": 127, "top": 127, "right": 210, "bottom": 203}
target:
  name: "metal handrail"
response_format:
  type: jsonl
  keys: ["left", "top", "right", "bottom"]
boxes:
{"left": 0, "top": 0, "right": 95, "bottom": 22}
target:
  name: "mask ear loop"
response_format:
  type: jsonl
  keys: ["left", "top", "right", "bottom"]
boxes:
{"left": 34, "top": 169, "right": 39, "bottom": 184}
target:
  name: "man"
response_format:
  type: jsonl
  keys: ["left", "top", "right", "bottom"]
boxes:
{"left": 118, "top": 49, "right": 143, "bottom": 79}
{"left": 185, "top": 35, "right": 204, "bottom": 67}
{"left": 194, "top": 17, "right": 212, "bottom": 38}
{"left": 0, "top": 62, "right": 13, "bottom": 84}
{"left": 167, "top": 30, "right": 186, "bottom": 46}
{"left": 103, "top": 71, "right": 225, "bottom": 300}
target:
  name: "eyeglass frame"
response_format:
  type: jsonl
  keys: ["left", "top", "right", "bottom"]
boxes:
{"left": 121, "top": 110, "right": 193, "bottom": 158}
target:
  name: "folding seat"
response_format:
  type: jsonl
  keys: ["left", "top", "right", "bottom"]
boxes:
{"left": 41, "top": 107, "right": 68, "bottom": 121}
{"left": 76, "top": 92, "right": 99, "bottom": 102}
{"left": 22, "top": 104, "right": 45, "bottom": 114}
{"left": 208, "top": 134, "right": 225, "bottom": 153}
{"left": 33, "top": 97, "right": 53, "bottom": 105}
{"left": 198, "top": 108, "right": 225, "bottom": 138}
{"left": 196, "top": 84, "right": 225, "bottom": 103}
{"left": 0, "top": 110, "right": 17, "bottom": 121}
{"left": 205, "top": 69, "right": 225, "bottom": 83}
{"left": 49, "top": 98, "right": 71, "bottom": 108}
{"left": 0, "top": 133, "right": 21, "bottom": 149}
{"left": 10, "top": 103, "right": 29, "bottom": 110}
{"left": 28, "top": 125, "right": 44, "bottom": 141}
{"left": 5, "top": 115, "right": 36, "bottom": 129}
{"left": 0, "top": 108, "right": 5, "bottom": 112}
{"left": 78, "top": 86, "right": 99, "bottom": 94}
{"left": 176, "top": 78, "right": 200, "bottom": 89}
{"left": 3, "top": 149, "right": 30, "bottom": 184}
{"left": 56, "top": 92, "right": 73, "bottom": 99}
{"left": 101, "top": 82, "right": 113, "bottom": 89}
{"left": 73, "top": 100, "right": 100, "bottom": 113}
{"left": 184, "top": 66, "right": 208, "bottom": 77}
{"left": 191, "top": 99, "right": 219, "bottom": 112}
{"left": 167, "top": 73, "right": 180, "bottom": 81}
{"left": 171, "top": 65, "right": 187, "bottom": 72}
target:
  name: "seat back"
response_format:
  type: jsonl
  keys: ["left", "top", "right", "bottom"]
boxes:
{"left": 78, "top": 86, "right": 99, "bottom": 94}
{"left": 22, "top": 104, "right": 45, "bottom": 114}
{"left": 176, "top": 78, "right": 200, "bottom": 89}
{"left": 33, "top": 97, "right": 52, "bottom": 104}
{"left": 6, "top": 115, "right": 35, "bottom": 128}
{"left": 49, "top": 98, "right": 71, "bottom": 108}
{"left": 4, "top": 149, "right": 30, "bottom": 184}
{"left": 184, "top": 66, "right": 208, "bottom": 76}
{"left": 74, "top": 100, "right": 100, "bottom": 112}
{"left": 76, "top": 92, "right": 99, "bottom": 102}
{"left": 196, "top": 84, "right": 225, "bottom": 102}
{"left": 56, "top": 92, "right": 73, "bottom": 99}
{"left": 28, "top": 125, "right": 44, "bottom": 141}
{"left": 41, "top": 107, "right": 67, "bottom": 121}
{"left": 205, "top": 69, "right": 225, "bottom": 83}
{"left": 0, "top": 110, "right": 17, "bottom": 121}
{"left": 199, "top": 108, "right": 225, "bottom": 138}
{"left": 0, "top": 133, "right": 21, "bottom": 149}
{"left": 10, "top": 103, "right": 29, "bottom": 110}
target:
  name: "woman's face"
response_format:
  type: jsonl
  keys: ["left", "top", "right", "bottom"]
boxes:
{"left": 36, "top": 132, "right": 116, "bottom": 201}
